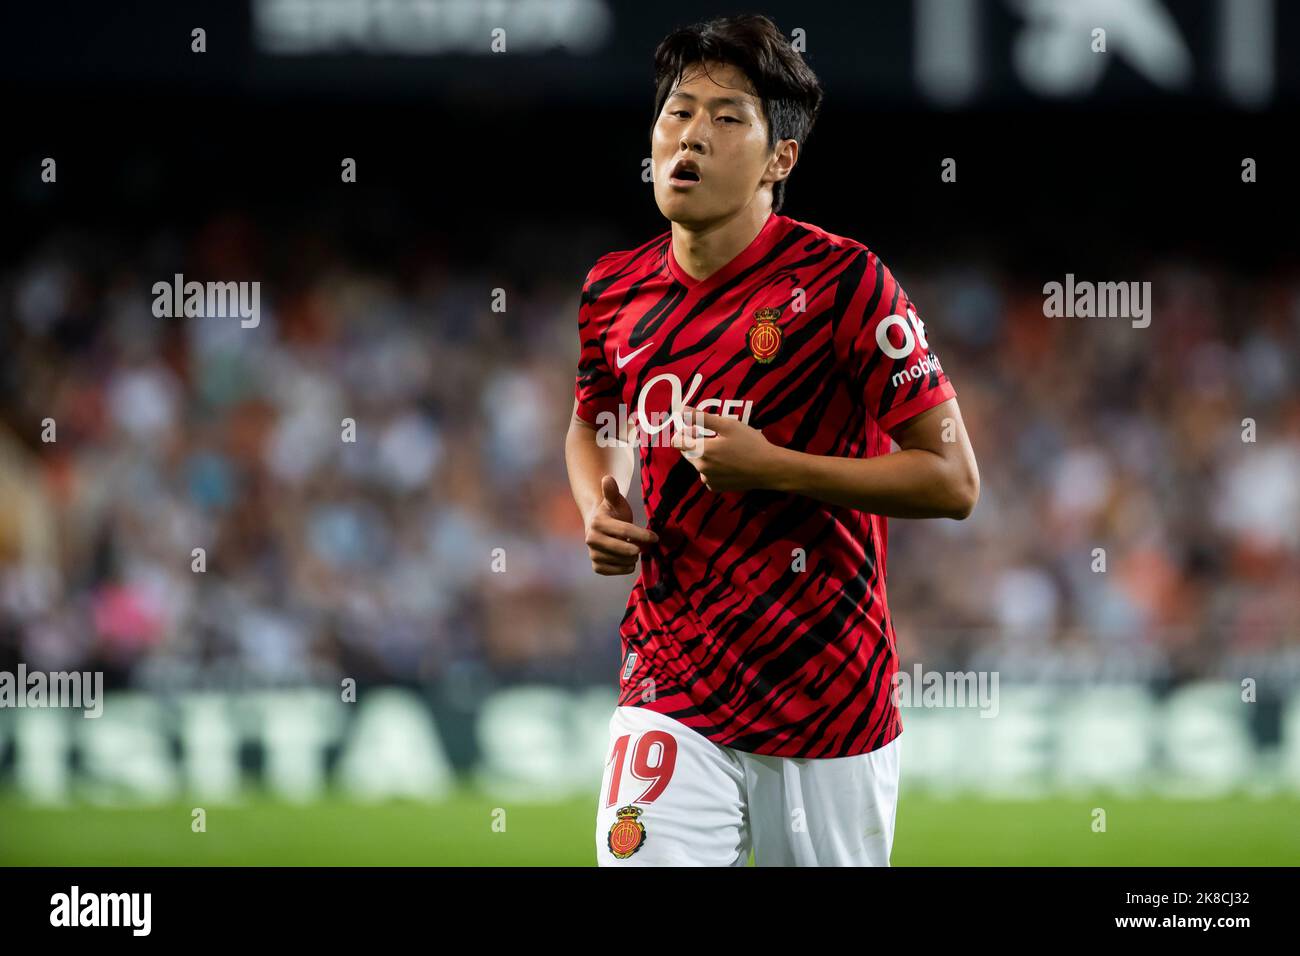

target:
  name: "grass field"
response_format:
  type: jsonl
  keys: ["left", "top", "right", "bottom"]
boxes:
{"left": 2, "top": 791, "right": 1297, "bottom": 865}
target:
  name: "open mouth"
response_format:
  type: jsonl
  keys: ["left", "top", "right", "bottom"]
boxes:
{"left": 668, "top": 159, "right": 701, "bottom": 186}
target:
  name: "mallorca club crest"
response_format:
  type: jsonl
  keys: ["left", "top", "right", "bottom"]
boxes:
{"left": 747, "top": 306, "right": 783, "bottom": 363}
{"left": 607, "top": 805, "right": 647, "bottom": 859}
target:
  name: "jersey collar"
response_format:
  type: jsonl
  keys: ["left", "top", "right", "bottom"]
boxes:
{"left": 666, "top": 212, "right": 786, "bottom": 293}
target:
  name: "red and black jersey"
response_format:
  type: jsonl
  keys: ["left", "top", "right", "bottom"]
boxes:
{"left": 574, "top": 212, "right": 955, "bottom": 758}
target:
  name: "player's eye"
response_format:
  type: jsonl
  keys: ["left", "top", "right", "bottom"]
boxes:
{"left": 669, "top": 109, "right": 690, "bottom": 119}
{"left": 718, "top": 116, "right": 740, "bottom": 123}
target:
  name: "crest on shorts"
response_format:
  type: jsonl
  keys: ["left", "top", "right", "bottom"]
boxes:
{"left": 747, "top": 307, "right": 783, "bottom": 363}
{"left": 607, "top": 805, "right": 647, "bottom": 859}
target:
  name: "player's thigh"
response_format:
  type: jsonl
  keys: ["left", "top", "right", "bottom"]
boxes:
{"left": 594, "top": 706, "right": 749, "bottom": 866}
{"left": 745, "top": 735, "right": 901, "bottom": 867}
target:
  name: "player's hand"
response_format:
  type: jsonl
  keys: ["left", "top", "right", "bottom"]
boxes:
{"left": 585, "top": 475, "right": 659, "bottom": 576}
{"left": 671, "top": 406, "right": 783, "bottom": 492}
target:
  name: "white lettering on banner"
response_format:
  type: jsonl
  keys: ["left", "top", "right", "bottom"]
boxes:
{"left": 0, "top": 684, "right": 1297, "bottom": 803}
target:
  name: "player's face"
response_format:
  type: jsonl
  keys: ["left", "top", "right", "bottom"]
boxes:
{"left": 651, "top": 61, "right": 777, "bottom": 226}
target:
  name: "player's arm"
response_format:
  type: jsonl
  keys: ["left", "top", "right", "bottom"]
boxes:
{"left": 765, "top": 398, "right": 978, "bottom": 518}
{"left": 566, "top": 402, "right": 634, "bottom": 518}
{"left": 568, "top": 261, "right": 659, "bottom": 574}
{"left": 566, "top": 403, "right": 659, "bottom": 575}
{"left": 673, "top": 248, "right": 978, "bottom": 518}
{"left": 673, "top": 399, "right": 978, "bottom": 519}
{"left": 768, "top": 249, "right": 979, "bottom": 519}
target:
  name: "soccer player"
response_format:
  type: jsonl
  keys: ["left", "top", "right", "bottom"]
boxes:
{"left": 565, "top": 13, "right": 979, "bottom": 866}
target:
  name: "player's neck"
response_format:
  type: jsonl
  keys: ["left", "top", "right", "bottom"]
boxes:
{"left": 670, "top": 204, "right": 773, "bottom": 283}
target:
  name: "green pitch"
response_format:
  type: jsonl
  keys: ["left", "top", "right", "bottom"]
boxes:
{"left": 1, "top": 792, "right": 1295, "bottom": 866}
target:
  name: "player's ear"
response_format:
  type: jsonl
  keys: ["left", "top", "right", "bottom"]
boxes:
{"left": 766, "top": 139, "right": 798, "bottom": 184}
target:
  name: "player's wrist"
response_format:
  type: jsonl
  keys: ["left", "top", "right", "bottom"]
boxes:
{"left": 762, "top": 445, "right": 805, "bottom": 494}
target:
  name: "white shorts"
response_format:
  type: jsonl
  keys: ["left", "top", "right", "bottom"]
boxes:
{"left": 594, "top": 705, "right": 900, "bottom": 867}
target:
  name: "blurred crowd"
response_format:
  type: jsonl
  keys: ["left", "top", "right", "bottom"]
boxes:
{"left": 1, "top": 213, "right": 1298, "bottom": 693}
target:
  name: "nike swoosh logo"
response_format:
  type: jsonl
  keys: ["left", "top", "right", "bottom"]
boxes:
{"left": 615, "top": 340, "right": 655, "bottom": 369}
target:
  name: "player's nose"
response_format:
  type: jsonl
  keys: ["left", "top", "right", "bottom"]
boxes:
{"left": 679, "top": 117, "right": 709, "bottom": 153}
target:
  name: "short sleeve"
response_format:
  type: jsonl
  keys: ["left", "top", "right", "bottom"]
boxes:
{"left": 573, "top": 264, "right": 622, "bottom": 426}
{"left": 836, "top": 250, "right": 955, "bottom": 436}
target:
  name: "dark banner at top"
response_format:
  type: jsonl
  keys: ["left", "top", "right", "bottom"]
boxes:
{"left": 4, "top": 0, "right": 1298, "bottom": 109}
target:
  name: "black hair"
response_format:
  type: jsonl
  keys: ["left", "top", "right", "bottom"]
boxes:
{"left": 652, "top": 13, "right": 824, "bottom": 213}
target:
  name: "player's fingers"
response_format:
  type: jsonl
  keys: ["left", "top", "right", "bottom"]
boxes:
{"left": 592, "top": 555, "right": 638, "bottom": 575}
{"left": 586, "top": 531, "right": 642, "bottom": 559}
{"left": 600, "top": 474, "right": 626, "bottom": 507}
{"left": 597, "top": 501, "right": 635, "bottom": 525}
{"left": 670, "top": 429, "right": 704, "bottom": 459}
{"left": 681, "top": 406, "right": 723, "bottom": 436}
{"left": 591, "top": 514, "right": 659, "bottom": 545}
{"left": 589, "top": 517, "right": 659, "bottom": 547}
{"left": 591, "top": 546, "right": 638, "bottom": 565}
{"left": 674, "top": 437, "right": 705, "bottom": 466}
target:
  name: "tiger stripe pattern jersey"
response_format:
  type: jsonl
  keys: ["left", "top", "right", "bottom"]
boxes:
{"left": 574, "top": 212, "right": 955, "bottom": 758}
